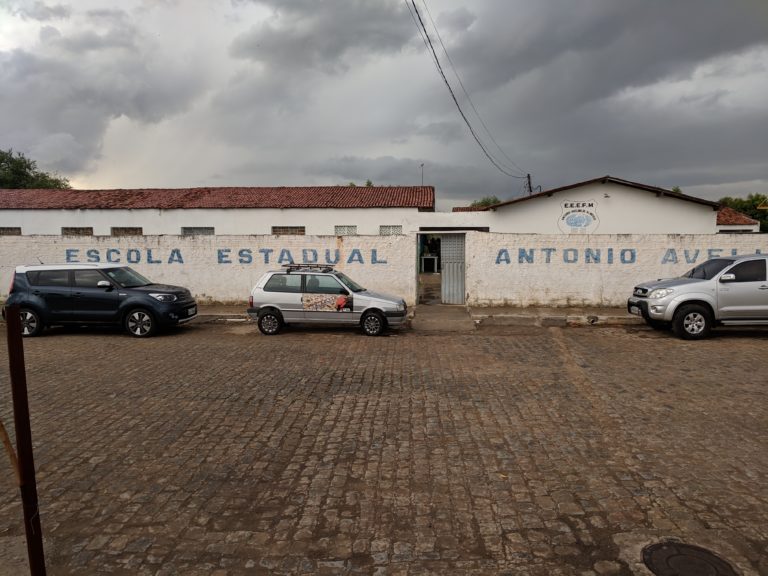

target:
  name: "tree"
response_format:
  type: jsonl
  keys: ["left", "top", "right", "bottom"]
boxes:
{"left": 0, "top": 149, "right": 71, "bottom": 189}
{"left": 719, "top": 193, "right": 768, "bottom": 232}
{"left": 470, "top": 196, "right": 501, "bottom": 208}
{"left": 671, "top": 186, "right": 682, "bottom": 194}
{"left": 365, "top": 179, "right": 373, "bottom": 187}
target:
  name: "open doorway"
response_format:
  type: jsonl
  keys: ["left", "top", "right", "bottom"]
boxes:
{"left": 417, "top": 232, "right": 466, "bottom": 305}
{"left": 418, "top": 234, "right": 442, "bottom": 304}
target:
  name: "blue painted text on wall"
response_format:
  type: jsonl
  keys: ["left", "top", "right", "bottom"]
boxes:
{"left": 660, "top": 248, "right": 761, "bottom": 264}
{"left": 66, "top": 248, "right": 183, "bottom": 264}
{"left": 495, "top": 247, "right": 764, "bottom": 265}
{"left": 216, "top": 248, "right": 387, "bottom": 265}
{"left": 65, "top": 247, "right": 388, "bottom": 265}
{"left": 496, "top": 248, "right": 637, "bottom": 265}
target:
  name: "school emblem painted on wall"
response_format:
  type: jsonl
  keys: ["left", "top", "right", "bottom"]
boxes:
{"left": 558, "top": 199, "right": 600, "bottom": 234}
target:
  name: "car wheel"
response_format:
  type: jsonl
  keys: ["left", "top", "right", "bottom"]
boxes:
{"left": 672, "top": 304, "right": 712, "bottom": 340}
{"left": 361, "top": 311, "right": 385, "bottom": 336}
{"left": 646, "top": 319, "right": 670, "bottom": 331}
{"left": 257, "top": 310, "right": 283, "bottom": 335}
{"left": 20, "top": 308, "right": 44, "bottom": 337}
{"left": 125, "top": 308, "right": 157, "bottom": 338}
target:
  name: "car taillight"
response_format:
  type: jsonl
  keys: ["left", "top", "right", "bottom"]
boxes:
{"left": 248, "top": 295, "right": 253, "bottom": 307}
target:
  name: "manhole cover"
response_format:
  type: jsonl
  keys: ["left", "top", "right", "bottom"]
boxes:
{"left": 642, "top": 542, "right": 739, "bottom": 576}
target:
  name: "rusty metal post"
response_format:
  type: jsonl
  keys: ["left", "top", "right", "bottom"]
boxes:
{"left": 5, "top": 305, "right": 47, "bottom": 576}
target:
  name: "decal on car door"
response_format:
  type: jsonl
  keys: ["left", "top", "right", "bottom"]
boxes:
{"left": 302, "top": 294, "right": 353, "bottom": 312}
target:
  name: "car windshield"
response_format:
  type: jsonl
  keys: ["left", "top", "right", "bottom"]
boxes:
{"left": 681, "top": 258, "right": 734, "bottom": 280}
{"left": 104, "top": 267, "right": 153, "bottom": 288}
{"left": 334, "top": 271, "right": 365, "bottom": 293}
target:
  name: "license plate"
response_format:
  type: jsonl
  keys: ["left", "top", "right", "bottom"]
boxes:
{"left": 187, "top": 306, "right": 197, "bottom": 316}
{"left": 629, "top": 306, "right": 641, "bottom": 316}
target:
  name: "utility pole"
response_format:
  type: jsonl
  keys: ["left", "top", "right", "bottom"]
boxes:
{"left": 420, "top": 163, "right": 424, "bottom": 186}
{"left": 5, "top": 306, "right": 47, "bottom": 575}
{"left": 527, "top": 173, "right": 533, "bottom": 196}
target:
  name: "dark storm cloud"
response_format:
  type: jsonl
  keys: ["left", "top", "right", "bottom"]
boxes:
{"left": 2, "top": 0, "right": 767, "bottom": 200}
{"left": 0, "top": 6, "right": 208, "bottom": 173}
{"left": 415, "top": 121, "right": 464, "bottom": 144}
{"left": 212, "top": 1, "right": 421, "bottom": 147}
{"left": 450, "top": 0, "right": 768, "bottom": 98}
{"left": 400, "top": 0, "right": 768, "bottom": 200}
{"left": 54, "top": 9, "right": 136, "bottom": 52}
{"left": 408, "top": 1, "right": 768, "bottom": 145}
{"left": 521, "top": 100, "right": 768, "bottom": 193}
{"left": 230, "top": 0, "right": 413, "bottom": 73}
{"left": 489, "top": 46, "right": 768, "bottom": 195}
{"left": 207, "top": 67, "right": 310, "bottom": 147}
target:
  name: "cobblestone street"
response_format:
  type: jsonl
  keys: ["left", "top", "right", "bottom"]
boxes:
{"left": 0, "top": 321, "right": 766, "bottom": 575}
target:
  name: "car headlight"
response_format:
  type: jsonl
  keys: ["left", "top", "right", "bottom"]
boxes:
{"left": 396, "top": 301, "right": 405, "bottom": 311}
{"left": 648, "top": 288, "right": 674, "bottom": 299}
{"left": 149, "top": 293, "right": 177, "bottom": 302}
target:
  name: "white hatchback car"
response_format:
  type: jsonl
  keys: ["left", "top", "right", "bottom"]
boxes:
{"left": 247, "top": 265, "right": 407, "bottom": 336}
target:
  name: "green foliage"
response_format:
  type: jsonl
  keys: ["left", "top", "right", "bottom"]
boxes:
{"left": 348, "top": 181, "right": 357, "bottom": 187}
{"left": 719, "top": 193, "right": 768, "bottom": 232}
{"left": 0, "top": 149, "right": 71, "bottom": 189}
{"left": 365, "top": 179, "right": 373, "bottom": 187}
{"left": 470, "top": 195, "right": 501, "bottom": 208}
{"left": 671, "top": 186, "right": 682, "bottom": 194}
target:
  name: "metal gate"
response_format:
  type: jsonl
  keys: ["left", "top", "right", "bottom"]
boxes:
{"left": 440, "top": 234, "right": 465, "bottom": 304}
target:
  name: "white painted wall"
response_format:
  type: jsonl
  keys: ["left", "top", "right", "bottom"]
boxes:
{"left": 3, "top": 232, "right": 767, "bottom": 307}
{"left": 0, "top": 182, "right": 720, "bottom": 235}
{"left": 0, "top": 235, "right": 418, "bottom": 304}
{"left": 2, "top": 207, "right": 424, "bottom": 236}
{"left": 465, "top": 231, "right": 768, "bottom": 307}
{"left": 484, "top": 182, "right": 718, "bottom": 234}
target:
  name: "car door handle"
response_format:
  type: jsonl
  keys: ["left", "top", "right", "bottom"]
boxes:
{"left": 759, "top": 286, "right": 768, "bottom": 290}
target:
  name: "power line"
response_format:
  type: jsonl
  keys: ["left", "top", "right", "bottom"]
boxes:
{"left": 420, "top": 0, "right": 527, "bottom": 177}
{"left": 407, "top": 0, "right": 526, "bottom": 179}
{"left": 409, "top": 0, "right": 524, "bottom": 179}
{"left": 405, "top": 1, "right": 439, "bottom": 71}
{"left": 405, "top": 0, "right": 456, "bottom": 117}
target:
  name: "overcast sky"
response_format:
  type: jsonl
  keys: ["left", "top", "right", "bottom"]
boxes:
{"left": 1, "top": 0, "right": 767, "bottom": 210}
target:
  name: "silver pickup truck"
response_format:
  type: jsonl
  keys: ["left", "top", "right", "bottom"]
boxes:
{"left": 627, "top": 253, "right": 768, "bottom": 339}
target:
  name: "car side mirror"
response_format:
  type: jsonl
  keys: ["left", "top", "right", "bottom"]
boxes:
{"left": 97, "top": 280, "right": 113, "bottom": 289}
{"left": 719, "top": 273, "right": 735, "bottom": 283}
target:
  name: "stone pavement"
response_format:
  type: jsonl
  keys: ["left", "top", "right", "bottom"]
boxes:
{"left": 0, "top": 321, "right": 766, "bottom": 575}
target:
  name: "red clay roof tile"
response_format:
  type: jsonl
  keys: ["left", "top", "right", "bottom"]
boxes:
{"left": 0, "top": 186, "right": 435, "bottom": 210}
{"left": 717, "top": 206, "right": 759, "bottom": 226}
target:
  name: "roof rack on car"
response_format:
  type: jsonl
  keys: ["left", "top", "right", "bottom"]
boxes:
{"left": 282, "top": 264, "right": 335, "bottom": 273}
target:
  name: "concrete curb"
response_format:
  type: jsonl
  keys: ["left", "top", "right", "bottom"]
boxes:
{"left": 194, "top": 307, "right": 644, "bottom": 329}
{"left": 471, "top": 311, "right": 643, "bottom": 328}
{"left": 195, "top": 313, "right": 249, "bottom": 322}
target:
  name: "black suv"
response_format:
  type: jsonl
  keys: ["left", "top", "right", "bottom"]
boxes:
{"left": 3, "top": 264, "right": 197, "bottom": 337}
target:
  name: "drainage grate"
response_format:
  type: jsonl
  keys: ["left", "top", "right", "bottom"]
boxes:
{"left": 642, "top": 542, "right": 739, "bottom": 576}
